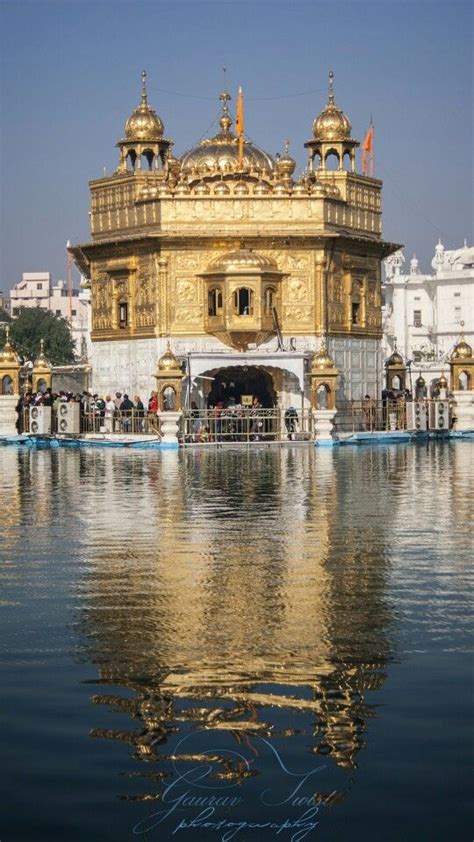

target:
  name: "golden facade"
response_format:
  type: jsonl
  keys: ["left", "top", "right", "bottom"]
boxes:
{"left": 71, "top": 71, "right": 400, "bottom": 402}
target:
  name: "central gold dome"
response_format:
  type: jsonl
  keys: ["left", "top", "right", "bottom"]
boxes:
{"left": 180, "top": 91, "right": 275, "bottom": 180}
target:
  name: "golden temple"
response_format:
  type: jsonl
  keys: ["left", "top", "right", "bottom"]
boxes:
{"left": 70, "top": 71, "right": 400, "bottom": 407}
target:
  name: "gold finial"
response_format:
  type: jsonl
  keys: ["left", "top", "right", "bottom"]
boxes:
{"left": 141, "top": 70, "right": 147, "bottom": 104}
{"left": 328, "top": 70, "right": 335, "bottom": 105}
{"left": 40, "top": 338, "right": 45, "bottom": 354}
{"left": 219, "top": 89, "right": 232, "bottom": 134}
{"left": 5, "top": 325, "right": 10, "bottom": 343}
{"left": 219, "top": 89, "right": 231, "bottom": 113}
{"left": 284, "top": 139, "right": 290, "bottom": 155}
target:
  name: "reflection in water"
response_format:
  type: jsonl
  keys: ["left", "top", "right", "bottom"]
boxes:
{"left": 70, "top": 445, "right": 401, "bottom": 805}
{"left": 1, "top": 441, "right": 471, "bottom": 832}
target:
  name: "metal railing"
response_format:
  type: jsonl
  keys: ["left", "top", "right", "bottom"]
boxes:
{"left": 19, "top": 407, "right": 161, "bottom": 436}
{"left": 180, "top": 408, "right": 314, "bottom": 444}
{"left": 81, "top": 410, "right": 160, "bottom": 435}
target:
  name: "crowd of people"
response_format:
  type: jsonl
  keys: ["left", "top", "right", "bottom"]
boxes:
{"left": 15, "top": 390, "right": 161, "bottom": 434}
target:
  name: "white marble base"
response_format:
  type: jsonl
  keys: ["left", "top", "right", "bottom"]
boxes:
{"left": 313, "top": 408, "right": 338, "bottom": 445}
{"left": 0, "top": 395, "right": 19, "bottom": 436}
{"left": 157, "top": 411, "right": 182, "bottom": 447}
{"left": 453, "top": 391, "right": 474, "bottom": 431}
{"left": 89, "top": 334, "right": 383, "bottom": 407}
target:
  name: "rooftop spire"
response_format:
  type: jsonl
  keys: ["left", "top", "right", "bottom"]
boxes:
{"left": 219, "top": 89, "right": 232, "bottom": 134}
{"left": 141, "top": 69, "right": 148, "bottom": 105}
{"left": 328, "top": 70, "right": 335, "bottom": 105}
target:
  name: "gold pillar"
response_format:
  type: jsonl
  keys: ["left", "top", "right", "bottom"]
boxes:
{"left": 449, "top": 335, "right": 474, "bottom": 392}
{"left": 385, "top": 350, "right": 406, "bottom": 392}
{"left": 0, "top": 327, "right": 21, "bottom": 395}
{"left": 310, "top": 344, "right": 339, "bottom": 410}
{"left": 154, "top": 343, "right": 183, "bottom": 411}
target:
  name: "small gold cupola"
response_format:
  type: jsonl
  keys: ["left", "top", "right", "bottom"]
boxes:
{"left": 305, "top": 71, "right": 359, "bottom": 174}
{"left": 117, "top": 71, "right": 172, "bottom": 174}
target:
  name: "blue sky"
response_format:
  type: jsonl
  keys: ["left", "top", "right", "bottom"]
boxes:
{"left": 0, "top": 0, "right": 472, "bottom": 290}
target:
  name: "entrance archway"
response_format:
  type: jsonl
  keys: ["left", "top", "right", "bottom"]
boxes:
{"left": 207, "top": 366, "right": 276, "bottom": 408}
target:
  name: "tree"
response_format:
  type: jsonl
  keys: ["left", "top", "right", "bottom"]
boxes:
{"left": 2, "top": 307, "right": 75, "bottom": 365}
{"left": 0, "top": 309, "right": 11, "bottom": 323}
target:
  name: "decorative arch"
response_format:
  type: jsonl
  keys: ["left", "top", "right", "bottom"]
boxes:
{"left": 458, "top": 370, "right": 470, "bottom": 391}
{"left": 208, "top": 286, "right": 223, "bottom": 317}
{"left": 233, "top": 287, "right": 254, "bottom": 316}
{"left": 1, "top": 374, "right": 13, "bottom": 395}
{"left": 324, "top": 149, "right": 340, "bottom": 171}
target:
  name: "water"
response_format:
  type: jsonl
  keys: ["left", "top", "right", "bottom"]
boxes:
{"left": 1, "top": 442, "right": 472, "bottom": 842}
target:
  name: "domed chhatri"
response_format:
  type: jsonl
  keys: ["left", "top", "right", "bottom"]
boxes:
{"left": 180, "top": 90, "right": 275, "bottom": 181}
{"left": 451, "top": 334, "right": 473, "bottom": 360}
{"left": 305, "top": 71, "right": 359, "bottom": 174}
{"left": 312, "top": 71, "right": 352, "bottom": 142}
{"left": 124, "top": 70, "right": 164, "bottom": 141}
{"left": 157, "top": 342, "right": 181, "bottom": 372}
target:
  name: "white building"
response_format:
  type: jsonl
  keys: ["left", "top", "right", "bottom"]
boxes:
{"left": 383, "top": 241, "right": 474, "bottom": 393}
{"left": 10, "top": 272, "right": 90, "bottom": 359}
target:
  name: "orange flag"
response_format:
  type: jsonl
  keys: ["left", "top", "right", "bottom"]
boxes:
{"left": 236, "top": 86, "right": 244, "bottom": 167}
{"left": 362, "top": 123, "right": 374, "bottom": 176}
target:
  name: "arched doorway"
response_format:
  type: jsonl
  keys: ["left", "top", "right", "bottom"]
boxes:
{"left": 207, "top": 366, "right": 276, "bottom": 408}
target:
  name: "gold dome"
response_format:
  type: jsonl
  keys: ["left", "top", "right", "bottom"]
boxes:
{"left": 387, "top": 349, "right": 404, "bottom": 366}
{"left": 234, "top": 180, "right": 250, "bottom": 195}
{"left": 438, "top": 372, "right": 448, "bottom": 388}
{"left": 157, "top": 342, "right": 181, "bottom": 371}
{"left": 209, "top": 247, "right": 278, "bottom": 273}
{"left": 124, "top": 71, "right": 164, "bottom": 142}
{"left": 415, "top": 373, "right": 425, "bottom": 386}
{"left": 276, "top": 140, "right": 296, "bottom": 178}
{"left": 312, "top": 343, "right": 336, "bottom": 371}
{"left": 451, "top": 334, "right": 472, "bottom": 359}
{"left": 0, "top": 327, "right": 20, "bottom": 364}
{"left": 33, "top": 339, "right": 51, "bottom": 369}
{"left": 180, "top": 91, "right": 275, "bottom": 181}
{"left": 312, "top": 71, "right": 352, "bottom": 142}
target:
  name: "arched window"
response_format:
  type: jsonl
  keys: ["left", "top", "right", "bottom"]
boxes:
{"left": 208, "top": 287, "right": 223, "bottom": 317}
{"left": 127, "top": 150, "right": 137, "bottom": 171}
{"left": 392, "top": 375, "right": 401, "bottom": 390}
{"left": 37, "top": 378, "right": 47, "bottom": 394}
{"left": 316, "top": 383, "right": 329, "bottom": 409}
{"left": 1, "top": 375, "right": 13, "bottom": 395}
{"left": 233, "top": 288, "right": 253, "bottom": 316}
{"left": 264, "top": 287, "right": 276, "bottom": 315}
{"left": 458, "top": 370, "right": 470, "bottom": 391}
{"left": 162, "top": 385, "right": 176, "bottom": 411}
{"left": 343, "top": 151, "right": 353, "bottom": 172}
{"left": 118, "top": 300, "right": 128, "bottom": 329}
{"left": 324, "top": 150, "right": 340, "bottom": 171}
{"left": 142, "top": 149, "right": 155, "bottom": 171}
{"left": 351, "top": 281, "right": 361, "bottom": 325}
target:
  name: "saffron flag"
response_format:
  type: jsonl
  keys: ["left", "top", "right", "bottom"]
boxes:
{"left": 362, "top": 123, "right": 374, "bottom": 177}
{"left": 236, "top": 86, "right": 244, "bottom": 166}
